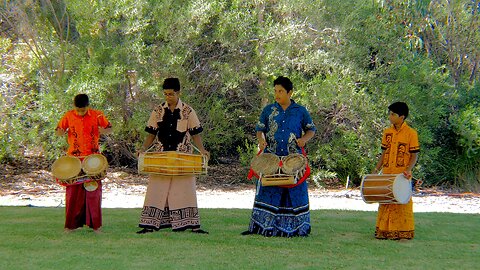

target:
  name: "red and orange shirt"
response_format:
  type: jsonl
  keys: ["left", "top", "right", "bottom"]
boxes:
{"left": 56, "top": 109, "right": 111, "bottom": 156}
{"left": 380, "top": 122, "right": 420, "bottom": 174}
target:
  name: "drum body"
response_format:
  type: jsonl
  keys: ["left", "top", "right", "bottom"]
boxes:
{"left": 51, "top": 156, "right": 82, "bottom": 185}
{"left": 138, "top": 151, "right": 207, "bottom": 176}
{"left": 82, "top": 154, "right": 108, "bottom": 180}
{"left": 261, "top": 175, "right": 296, "bottom": 186}
{"left": 361, "top": 174, "right": 412, "bottom": 204}
{"left": 251, "top": 153, "right": 307, "bottom": 187}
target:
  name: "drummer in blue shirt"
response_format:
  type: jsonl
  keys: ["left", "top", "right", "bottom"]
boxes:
{"left": 242, "top": 76, "right": 316, "bottom": 237}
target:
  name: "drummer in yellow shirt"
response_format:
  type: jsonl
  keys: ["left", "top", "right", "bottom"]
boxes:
{"left": 371, "top": 101, "right": 420, "bottom": 240}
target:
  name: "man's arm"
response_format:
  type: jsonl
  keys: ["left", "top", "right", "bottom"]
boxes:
{"left": 192, "top": 134, "right": 210, "bottom": 160}
{"left": 256, "top": 131, "right": 267, "bottom": 151}
{"left": 403, "top": 152, "right": 418, "bottom": 179}
{"left": 296, "top": 130, "right": 315, "bottom": 148}
{"left": 139, "top": 134, "right": 156, "bottom": 153}
{"left": 372, "top": 150, "right": 386, "bottom": 174}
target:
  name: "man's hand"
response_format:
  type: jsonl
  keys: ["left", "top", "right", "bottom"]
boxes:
{"left": 55, "top": 128, "right": 66, "bottom": 136}
{"left": 403, "top": 170, "right": 412, "bottom": 179}
{"left": 200, "top": 150, "right": 211, "bottom": 161}
{"left": 296, "top": 138, "right": 307, "bottom": 148}
{"left": 99, "top": 127, "right": 112, "bottom": 135}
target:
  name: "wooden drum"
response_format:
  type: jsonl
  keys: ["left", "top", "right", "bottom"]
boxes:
{"left": 138, "top": 151, "right": 208, "bottom": 176}
{"left": 361, "top": 174, "right": 412, "bottom": 204}
{"left": 261, "top": 175, "right": 297, "bottom": 186}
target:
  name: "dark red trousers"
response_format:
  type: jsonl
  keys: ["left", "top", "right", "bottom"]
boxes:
{"left": 65, "top": 181, "right": 102, "bottom": 230}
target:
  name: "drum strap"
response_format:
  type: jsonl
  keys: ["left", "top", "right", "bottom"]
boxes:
{"left": 247, "top": 149, "right": 262, "bottom": 180}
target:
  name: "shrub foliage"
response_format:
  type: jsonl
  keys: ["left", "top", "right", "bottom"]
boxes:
{"left": 1, "top": 0, "right": 479, "bottom": 190}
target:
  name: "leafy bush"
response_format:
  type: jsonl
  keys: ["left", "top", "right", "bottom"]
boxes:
{"left": 237, "top": 139, "right": 258, "bottom": 168}
{"left": 1, "top": 0, "right": 479, "bottom": 191}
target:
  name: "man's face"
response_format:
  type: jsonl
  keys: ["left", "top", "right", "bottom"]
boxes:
{"left": 163, "top": 89, "right": 179, "bottom": 106}
{"left": 274, "top": 84, "right": 292, "bottom": 106}
{"left": 388, "top": 111, "right": 404, "bottom": 125}
{"left": 74, "top": 106, "right": 89, "bottom": 116}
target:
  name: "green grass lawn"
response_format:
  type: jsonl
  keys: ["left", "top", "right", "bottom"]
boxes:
{"left": 0, "top": 207, "right": 478, "bottom": 270}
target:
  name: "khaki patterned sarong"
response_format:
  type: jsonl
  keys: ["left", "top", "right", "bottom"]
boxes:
{"left": 139, "top": 175, "right": 200, "bottom": 230}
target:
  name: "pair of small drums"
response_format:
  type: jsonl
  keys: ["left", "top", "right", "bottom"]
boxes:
{"left": 250, "top": 153, "right": 307, "bottom": 186}
{"left": 51, "top": 154, "right": 108, "bottom": 190}
{"left": 361, "top": 174, "right": 412, "bottom": 204}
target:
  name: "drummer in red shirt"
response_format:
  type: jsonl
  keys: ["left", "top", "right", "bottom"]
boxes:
{"left": 56, "top": 94, "right": 112, "bottom": 233}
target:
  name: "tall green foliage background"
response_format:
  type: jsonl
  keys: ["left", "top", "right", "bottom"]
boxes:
{"left": 1, "top": 0, "right": 479, "bottom": 190}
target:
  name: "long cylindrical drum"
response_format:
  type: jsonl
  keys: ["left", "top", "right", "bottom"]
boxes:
{"left": 360, "top": 174, "right": 412, "bottom": 204}
{"left": 138, "top": 151, "right": 207, "bottom": 176}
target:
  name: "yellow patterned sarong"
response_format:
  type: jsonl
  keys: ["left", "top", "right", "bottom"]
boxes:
{"left": 375, "top": 199, "right": 414, "bottom": 239}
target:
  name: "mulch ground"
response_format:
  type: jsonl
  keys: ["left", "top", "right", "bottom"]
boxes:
{"left": 1, "top": 155, "right": 478, "bottom": 198}
{"left": 0, "top": 155, "right": 256, "bottom": 195}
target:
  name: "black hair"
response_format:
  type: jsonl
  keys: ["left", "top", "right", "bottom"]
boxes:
{"left": 163, "top": 78, "right": 181, "bottom": 92}
{"left": 273, "top": 76, "right": 293, "bottom": 92}
{"left": 388, "top": 102, "right": 409, "bottom": 119}
{"left": 74, "top": 94, "right": 89, "bottom": 108}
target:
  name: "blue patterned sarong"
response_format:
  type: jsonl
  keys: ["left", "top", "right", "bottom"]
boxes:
{"left": 247, "top": 180, "right": 310, "bottom": 237}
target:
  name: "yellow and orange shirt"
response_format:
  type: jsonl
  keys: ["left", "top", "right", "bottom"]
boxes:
{"left": 380, "top": 122, "right": 420, "bottom": 174}
{"left": 56, "top": 109, "right": 111, "bottom": 156}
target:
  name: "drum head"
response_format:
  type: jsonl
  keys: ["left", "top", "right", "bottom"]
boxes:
{"left": 281, "top": 154, "right": 307, "bottom": 175}
{"left": 51, "top": 156, "right": 82, "bottom": 180}
{"left": 251, "top": 153, "right": 280, "bottom": 175}
{"left": 392, "top": 174, "right": 412, "bottom": 204}
{"left": 82, "top": 154, "right": 108, "bottom": 175}
{"left": 83, "top": 181, "right": 99, "bottom": 192}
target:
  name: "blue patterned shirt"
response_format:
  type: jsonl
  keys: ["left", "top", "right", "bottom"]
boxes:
{"left": 255, "top": 100, "right": 316, "bottom": 156}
